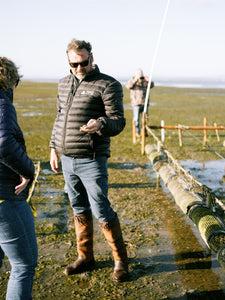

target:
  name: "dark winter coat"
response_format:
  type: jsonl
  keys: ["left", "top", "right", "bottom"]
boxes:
{"left": 50, "top": 65, "right": 126, "bottom": 158}
{"left": 0, "top": 89, "right": 34, "bottom": 201}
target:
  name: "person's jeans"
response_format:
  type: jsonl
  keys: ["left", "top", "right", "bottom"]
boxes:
{"left": 0, "top": 200, "right": 38, "bottom": 300}
{"left": 133, "top": 105, "right": 144, "bottom": 133}
{"left": 61, "top": 155, "right": 116, "bottom": 223}
{"left": 0, "top": 246, "right": 4, "bottom": 268}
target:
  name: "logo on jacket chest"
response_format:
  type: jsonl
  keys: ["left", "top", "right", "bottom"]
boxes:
{"left": 81, "top": 90, "right": 95, "bottom": 96}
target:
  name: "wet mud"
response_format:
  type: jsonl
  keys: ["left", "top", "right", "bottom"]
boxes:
{"left": 0, "top": 83, "right": 225, "bottom": 299}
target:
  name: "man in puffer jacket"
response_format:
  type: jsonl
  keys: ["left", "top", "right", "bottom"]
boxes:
{"left": 50, "top": 39, "right": 128, "bottom": 282}
{"left": 0, "top": 57, "right": 37, "bottom": 299}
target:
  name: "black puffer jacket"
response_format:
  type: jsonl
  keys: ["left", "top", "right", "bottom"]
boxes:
{"left": 50, "top": 65, "right": 126, "bottom": 158}
{"left": 0, "top": 89, "right": 34, "bottom": 201}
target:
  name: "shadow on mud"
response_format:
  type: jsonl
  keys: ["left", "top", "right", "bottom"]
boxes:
{"left": 109, "top": 182, "right": 156, "bottom": 188}
{"left": 167, "top": 289, "right": 225, "bottom": 299}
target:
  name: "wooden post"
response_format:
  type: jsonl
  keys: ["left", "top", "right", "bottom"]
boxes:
{"left": 161, "top": 120, "right": 165, "bottom": 142}
{"left": 133, "top": 120, "right": 136, "bottom": 144}
{"left": 178, "top": 128, "right": 182, "bottom": 147}
{"left": 214, "top": 122, "right": 220, "bottom": 141}
{"left": 203, "top": 117, "right": 207, "bottom": 145}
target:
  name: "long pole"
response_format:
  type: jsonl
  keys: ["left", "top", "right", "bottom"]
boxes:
{"left": 144, "top": 0, "right": 170, "bottom": 113}
{"left": 149, "top": 125, "right": 225, "bottom": 130}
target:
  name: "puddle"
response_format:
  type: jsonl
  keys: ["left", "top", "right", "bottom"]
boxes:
{"left": 180, "top": 159, "right": 225, "bottom": 200}
{"left": 34, "top": 183, "right": 70, "bottom": 235}
{"left": 41, "top": 169, "right": 54, "bottom": 175}
{"left": 21, "top": 112, "right": 43, "bottom": 117}
{"left": 108, "top": 161, "right": 147, "bottom": 170}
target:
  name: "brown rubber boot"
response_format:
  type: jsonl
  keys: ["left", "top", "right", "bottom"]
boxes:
{"left": 99, "top": 215, "right": 128, "bottom": 282}
{"left": 64, "top": 211, "right": 95, "bottom": 275}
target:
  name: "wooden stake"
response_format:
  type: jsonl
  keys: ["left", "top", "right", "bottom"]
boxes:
{"left": 161, "top": 120, "right": 165, "bottom": 142}
{"left": 203, "top": 117, "right": 207, "bottom": 145}
{"left": 214, "top": 122, "right": 220, "bottom": 141}
{"left": 178, "top": 128, "right": 182, "bottom": 147}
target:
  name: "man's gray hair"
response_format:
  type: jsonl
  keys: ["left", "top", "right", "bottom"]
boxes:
{"left": 66, "top": 39, "right": 92, "bottom": 55}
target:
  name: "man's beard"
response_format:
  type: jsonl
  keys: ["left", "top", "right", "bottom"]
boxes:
{"left": 75, "top": 71, "right": 85, "bottom": 80}
{"left": 75, "top": 65, "right": 92, "bottom": 80}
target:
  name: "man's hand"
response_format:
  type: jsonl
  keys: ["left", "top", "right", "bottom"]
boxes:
{"left": 80, "top": 119, "right": 102, "bottom": 134}
{"left": 50, "top": 148, "right": 61, "bottom": 173}
{"left": 15, "top": 177, "right": 30, "bottom": 195}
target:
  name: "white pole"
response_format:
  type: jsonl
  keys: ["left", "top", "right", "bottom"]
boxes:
{"left": 161, "top": 120, "right": 165, "bottom": 142}
{"left": 144, "top": 0, "right": 170, "bottom": 113}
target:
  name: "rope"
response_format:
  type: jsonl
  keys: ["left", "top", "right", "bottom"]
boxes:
{"left": 144, "top": 0, "right": 170, "bottom": 113}
{"left": 183, "top": 128, "right": 225, "bottom": 160}
{"left": 148, "top": 123, "right": 225, "bottom": 159}
{"left": 26, "top": 159, "right": 41, "bottom": 217}
{"left": 146, "top": 125, "right": 225, "bottom": 211}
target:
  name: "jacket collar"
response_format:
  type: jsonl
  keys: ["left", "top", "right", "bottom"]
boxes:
{"left": 0, "top": 88, "right": 13, "bottom": 103}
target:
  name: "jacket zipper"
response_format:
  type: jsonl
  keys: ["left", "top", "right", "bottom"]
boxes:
{"left": 62, "top": 78, "right": 77, "bottom": 153}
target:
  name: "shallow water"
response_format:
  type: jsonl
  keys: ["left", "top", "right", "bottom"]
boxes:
{"left": 34, "top": 176, "right": 70, "bottom": 236}
{"left": 1, "top": 82, "right": 225, "bottom": 298}
{"left": 180, "top": 159, "right": 225, "bottom": 200}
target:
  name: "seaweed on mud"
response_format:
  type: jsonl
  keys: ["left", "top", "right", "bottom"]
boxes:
{"left": 1, "top": 82, "right": 225, "bottom": 299}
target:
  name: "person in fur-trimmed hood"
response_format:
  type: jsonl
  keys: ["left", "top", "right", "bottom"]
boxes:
{"left": 126, "top": 68, "right": 154, "bottom": 137}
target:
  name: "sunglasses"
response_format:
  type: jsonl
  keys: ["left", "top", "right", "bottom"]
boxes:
{"left": 69, "top": 57, "right": 90, "bottom": 68}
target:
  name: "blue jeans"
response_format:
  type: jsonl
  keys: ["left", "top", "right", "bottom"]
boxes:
{"left": 61, "top": 155, "right": 116, "bottom": 223}
{"left": 0, "top": 200, "right": 38, "bottom": 300}
{"left": 133, "top": 105, "right": 144, "bottom": 133}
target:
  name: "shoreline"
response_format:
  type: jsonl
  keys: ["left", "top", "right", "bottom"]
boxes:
{"left": 23, "top": 77, "right": 225, "bottom": 89}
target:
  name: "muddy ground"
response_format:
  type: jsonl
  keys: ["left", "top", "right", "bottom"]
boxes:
{"left": 0, "top": 83, "right": 225, "bottom": 299}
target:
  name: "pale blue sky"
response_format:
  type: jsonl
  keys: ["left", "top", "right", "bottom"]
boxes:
{"left": 1, "top": 0, "right": 225, "bottom": 81}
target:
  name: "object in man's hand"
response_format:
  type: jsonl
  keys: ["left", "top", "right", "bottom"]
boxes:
{"left": 80, "top": 125, "right": 87, "bottom": 131}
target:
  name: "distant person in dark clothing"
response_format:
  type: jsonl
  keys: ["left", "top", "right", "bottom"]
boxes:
{"left": 126, "top": 69, "right": 154, "bottom": 137}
